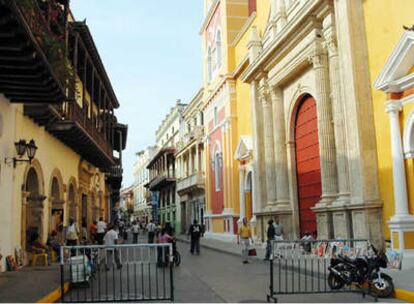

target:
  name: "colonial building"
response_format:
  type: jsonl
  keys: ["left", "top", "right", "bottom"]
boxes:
{"left": 373, "top": 25, "right": 414, "bottom": 254}
{"left": 0, "top": 0, "right": 126, "bottom": 270}
{"left": 146, "top": 100, "right": 186, "bottom": 231}
{"left": 175, "top": 89, "right": 205, "bottom": 234}
{"left": 201, "top": 0, "right": 254, "bottom": 241}
{"left": 133, "top": 146, "right": 157, "bottom": 224}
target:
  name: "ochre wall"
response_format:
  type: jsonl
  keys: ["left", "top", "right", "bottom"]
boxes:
{"left": 363, "top": 0, "right": 414, "bottom": 240}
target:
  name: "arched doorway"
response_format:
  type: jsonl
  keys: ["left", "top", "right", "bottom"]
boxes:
{"left": 294, "top": 95, "right": 321, "bottom": 236}
{"left": 25, "top": 168, "right": 45, "bottom": 245}
{"left": 50, "top": 177, "right": 64, "bottom": 233}
{"left": 245, "top": 171, "right": 253, "bottom": 220}
{"left": 68, "top": 183, "right": 77, "bottom": 222}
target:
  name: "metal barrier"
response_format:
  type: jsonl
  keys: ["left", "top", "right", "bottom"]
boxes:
{"left": 267, "top": 239, "right": 374, "bottom": 303}
{"left": 60, "top": 243, "right": 174, "bottom": 303}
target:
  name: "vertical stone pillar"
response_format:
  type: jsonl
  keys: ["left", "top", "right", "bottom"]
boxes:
{"left": 189, "top": 147, "right": 193, "bottom": 175}
{"left": 250, "top": 80, "right": 266, "bottom": 212}
{"left": 271, "top": 87, "right": 290, "bottom": 207}
{"left": 387, "top": 102, "right": 408, "bottom": 215}
{"left": 21, "top": 192, "right": 30, "bottom": 250}
{"left": 310, "top": 48, "right": 338, "bottom": 206}
{"left": 259, "top": 79, "right": 277, "bottom": 205}
{"left": 238, "top": 167, "right": 245, "bottom": 225}
{"left": 323, "top": 17, "right": 350, "bottom": 205}
{"left": 195, "top": 144, "right": 199, "bottom": 173}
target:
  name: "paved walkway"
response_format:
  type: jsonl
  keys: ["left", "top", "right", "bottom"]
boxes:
{"left": 177, "top": 234, "right": 414, "bottom": 294}
{"left": 0, "top": 264, "right": 61, "bottom": 303}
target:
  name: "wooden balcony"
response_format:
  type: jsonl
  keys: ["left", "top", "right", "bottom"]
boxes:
{"left": 148, "top": 171, "right": 176, "bottom": 191}
{"left": 0, "top": 0, "right": 68, "bottom": 103}
{"left": 24, "top": 101, "right": 116, "bottom": 168}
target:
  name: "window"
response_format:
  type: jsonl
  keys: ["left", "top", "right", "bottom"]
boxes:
{"left": 214, "top": 151, "right": 221, "bottom": 191}
{"left": 214, "top": 106, "right": 218, "bottom": 126}
{"left": 216, "top": 30, "right": 222, "bottom": 67}
{"left": 200, "top": 111, "right": 204, "bottom": 125}
{"left": 208, "top": 46, "right": 212, "bottom": 81}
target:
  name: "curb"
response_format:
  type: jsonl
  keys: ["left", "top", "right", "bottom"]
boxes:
{"left": 395, "top": 288, "right": 414, "bottom": 303}
{"left": 37, "top": 282, "right": 69, "bottom": 303}
{"left": 177, "top": 238, "right": 414, "bottom": 302}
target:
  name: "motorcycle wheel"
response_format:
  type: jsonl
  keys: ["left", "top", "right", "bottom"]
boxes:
{"left": 174, "top": 251, "right": 181, "bottom": 267}
{"left": 328, "top": 272, "right": 345, "bottom": 290}
{"left": 370, "top": 273, "right": 394, "bottom": 298}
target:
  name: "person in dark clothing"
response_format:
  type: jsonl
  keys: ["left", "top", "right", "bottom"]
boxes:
{"left": 264, "top": 219, "right": 275, "bottom": 260}
{"left": 188, "top": 219, "right": 203, "bottom": 255}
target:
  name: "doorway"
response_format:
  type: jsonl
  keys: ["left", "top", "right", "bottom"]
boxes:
{"left": 294, "top": 95, "right": 321, "bottom": 236}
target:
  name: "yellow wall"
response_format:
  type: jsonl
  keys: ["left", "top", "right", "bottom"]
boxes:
{"left": 363, "top": 0, "right": 414, "bottom": 240}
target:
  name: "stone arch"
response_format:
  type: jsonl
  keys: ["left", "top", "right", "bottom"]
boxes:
{"left": 403, "top": 110, "right": 414, "bottom": 159}
{"left": 49, "top": 169, "right": 65, "bottom": 233}
{"left": 67, "top": 177, "right": 78, "bottom": 223}
{"left": 23, "top": 159, "right": 46, "bottom": 247}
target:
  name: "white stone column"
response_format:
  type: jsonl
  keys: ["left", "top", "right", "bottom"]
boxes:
{"left": 323, "top": 17, "right": 350, "bottom": 204}
{"left": 238, "top": 167, "right": 245, "bottom": 225}
{"left": 310, "top": 49, "right": 338, "bottom": 205}
{"left": 259, "top": 80, "right": 277, "bottom": 205}
{"left": 250, "top": 80, "right": 266, "bottom": 212}
{"left": 189, "top": 148, "right": 193, "bottom": 175}
{"left": 386, "top": 102, "right": 410, "bottom": 216}
{"left": 271, "top": 87, "right": 290, "bottom": 207}
{"left": 195, "top": 144, "right": 199, "bottom": 173}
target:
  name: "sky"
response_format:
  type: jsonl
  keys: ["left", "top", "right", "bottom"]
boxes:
{"left": 71, "top": 0, "right": 204, "bottom": 188}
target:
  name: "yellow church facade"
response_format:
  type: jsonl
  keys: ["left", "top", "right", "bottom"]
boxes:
{"left": 202, "top": 0, "right": 414, "bottom": 248}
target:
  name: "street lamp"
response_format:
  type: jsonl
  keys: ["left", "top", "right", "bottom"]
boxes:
{"left": 5, "top": 139, "right": 38, "bottom": 168}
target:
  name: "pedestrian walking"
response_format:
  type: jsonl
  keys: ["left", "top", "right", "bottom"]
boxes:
{"left": 264, "top": 219, "right": 275, "bottom": 260}
{"left": 188, "top": 219, "right": 203, "bottom": 255}
{"left": 146, "top": 220, "right": 156, "bottom": 243}
{"left": 132, "top": 221, "right": 140, "bottom": 244}
{"left": 66, "top": 217, "right": 79, "bottom": 246}
{"left": 96, "top": 217, "right": 107, "bottom": 245}
{"left": 237, "top": 217, "right": 253, "bottom": 264}
{"left": 103, "top": 224, "right": 122, "bottom": 270}
{"left": 89, "top": 220, "right": 97, "bottom": 243}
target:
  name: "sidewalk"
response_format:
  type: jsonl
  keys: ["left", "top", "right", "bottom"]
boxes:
{"left": 0, "top": 264, "right": 61, "bottom": 303}
{"left": 177, "top": 234, "right": 414, "bottom": 299}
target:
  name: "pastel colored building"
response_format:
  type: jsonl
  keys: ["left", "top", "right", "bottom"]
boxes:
{"left": 0, "top": 1, "right": 127, "bottom": 270}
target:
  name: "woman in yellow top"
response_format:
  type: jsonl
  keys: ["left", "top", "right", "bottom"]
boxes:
{"left": 237, "top": 217, "right": 253, "bottom": 264}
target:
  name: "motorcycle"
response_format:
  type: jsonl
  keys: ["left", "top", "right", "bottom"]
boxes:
{"left": 328, "top": 244, "right": 394, "bottom": 298}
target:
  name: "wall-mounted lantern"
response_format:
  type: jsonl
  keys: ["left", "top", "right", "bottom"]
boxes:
{"left": 4, "top": 139, "right": 38, "bottom": 168}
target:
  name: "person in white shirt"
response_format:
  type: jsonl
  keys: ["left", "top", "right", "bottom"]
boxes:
{"left": 104, "top": 224, "right": 121, "bottom": 270}
{"left": 96, "top": 217, "right": 107, "bottom": 245}
{"left": 301, "top": 231, "right": 315, "bottom": 253}
{"left": 132, "top": 221, "right": 140, "bottom": 244}
{"left": 146, "top": 220, "right": 156, "bottom": 243}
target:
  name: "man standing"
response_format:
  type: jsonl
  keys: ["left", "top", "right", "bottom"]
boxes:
{"left": 96, "top": 217, "right": 107, "bottom": 245}
{"left": 131, "top": 221, "right": 140, "bottom": 244}
{"left": 237, "top": 217, "right": 253, "bottom": 264}
{"left": 146, "top": 220, "right": 156, "bottom": 243}
{"left": 264, "top": 219, "right": 275, "bottom": 261}
{"left": 188, "top": 219, "right": 203, "bottom": 255}
{"left": 103, "top": 224, "right": 122, "bottom": 270}
{"left": 273, "top": 218, "right": 284, "bottom": 241}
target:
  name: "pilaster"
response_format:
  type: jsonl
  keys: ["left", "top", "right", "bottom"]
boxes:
{"left": 271, "top": 86, "right": 290, "bottom": 208}
{"left": 259, "top": 79, "right": 277, "bottom": 206}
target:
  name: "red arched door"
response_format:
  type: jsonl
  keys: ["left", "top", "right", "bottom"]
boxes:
{"left": 294, "top": 95, "right": 321, "bottom": 236}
